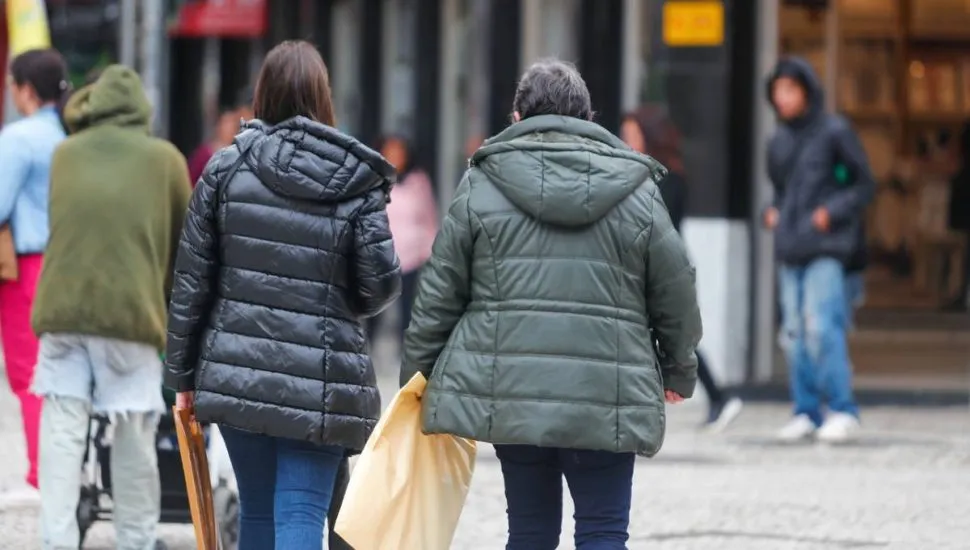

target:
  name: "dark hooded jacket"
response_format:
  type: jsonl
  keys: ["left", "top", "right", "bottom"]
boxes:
{"left": 164, "top": 117, "right": 401, "bottom": 452}
{"left": 766, "top": 57, "right": 874, "bottom": 268}
{"left": 400, "top": 115, "right": 702, "bottom": 456}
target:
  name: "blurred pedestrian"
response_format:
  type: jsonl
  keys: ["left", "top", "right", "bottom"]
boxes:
{"left": 764, "top": 57, "right": 874, "bottom": 443}
{"left": 622, "top": 105, "right": 744, "bottom": 432}
{"left": 401, "top": 59, "right": 702, "bottom": 549}
{"left": 165, "top": 40, "right": 400, "bottom": 550}
{"left": 0, "top": 48, "right": 69, "bottom": 490}
{"left": 947, "top": 121, "right": 970, "bottom": 311}
{"left": 369, "top": 135, "right": 437, "bottom": 343}
{"left": 188, "top": 89, "right": 253, "bottom": 186}
{"left": 31, "top": 65, "right": 192, "bottom": 550}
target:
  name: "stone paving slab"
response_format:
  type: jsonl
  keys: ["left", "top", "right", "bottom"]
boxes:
{"left": 2, "top": 360, "right": 968, "bottom": 549}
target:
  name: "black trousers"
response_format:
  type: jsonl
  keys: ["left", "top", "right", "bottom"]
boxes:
{"left": 696, "top": 351, "right": 724, "bottom": 404}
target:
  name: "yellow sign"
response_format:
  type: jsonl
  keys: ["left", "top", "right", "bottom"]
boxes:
{"left": 6, "top": 0, "right": 51, "bottom": 56}
{"left": 663, "top": 1, "right": 724, "bottom": 47}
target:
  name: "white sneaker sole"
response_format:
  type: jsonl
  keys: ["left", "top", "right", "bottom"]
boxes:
{"left": 817, "top": 429, "right": 860, "bottom": 444}
{"left": 705, "top": 398, "right": 744, "bottom": 434}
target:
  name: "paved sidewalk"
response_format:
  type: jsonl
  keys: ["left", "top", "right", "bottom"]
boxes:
{"left": 2, "top": 363, "right": 968, "bottom": 549}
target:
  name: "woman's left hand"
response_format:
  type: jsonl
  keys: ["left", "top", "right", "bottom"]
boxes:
{"left": 664, "top": 390, "right": 685, "bottom": 404}
{"left": 175, "top": 391, "right": 194, "bottom": 411}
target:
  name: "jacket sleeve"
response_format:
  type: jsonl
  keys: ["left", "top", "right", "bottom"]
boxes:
{"left": 643, "top": 192, "right": 703, "bottom": 398}
{"left": 765, "top": 136, "right": 786, "bottom": 212}
{"left": 352, "top": 187, "right": 402, "bottom": 318}
{"left": 163, "top": 150, "right": 227, "bottom": 393}
{"left": 823, "top": 119, "right": 876, "bottom": 224}
{"left": 401, "top": 174, "right": 473, "bottom": 386}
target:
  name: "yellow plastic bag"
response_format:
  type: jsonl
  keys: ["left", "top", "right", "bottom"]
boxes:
{"left": 335, "top": 372, "right": 477, "bottom": 550}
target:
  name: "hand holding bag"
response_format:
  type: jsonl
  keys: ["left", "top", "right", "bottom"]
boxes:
{"left": 335, "top": 372, "right": 477, "bottom": 550}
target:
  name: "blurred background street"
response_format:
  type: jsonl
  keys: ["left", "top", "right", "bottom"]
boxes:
{"left": 1, "top": 1, "right": 970, "bottom": 549}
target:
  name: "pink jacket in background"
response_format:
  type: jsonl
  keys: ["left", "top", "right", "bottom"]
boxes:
{"left": 386, "top": 169, "right": 438, "bottom": 273}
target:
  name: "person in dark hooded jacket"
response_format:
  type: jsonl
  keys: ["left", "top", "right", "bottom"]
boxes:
{"left": 764, "top": 57, "right": 874, "bottom": 443}
{"left": 402, "top": 59, "right": 702, "bottom": 548}
{"left": 164, "top": 41, "right": 400, "bottom": 550}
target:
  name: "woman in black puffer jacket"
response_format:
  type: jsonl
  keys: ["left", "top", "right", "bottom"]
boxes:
{"left": 164, "top": 41, "right": 400, "bottom": 550}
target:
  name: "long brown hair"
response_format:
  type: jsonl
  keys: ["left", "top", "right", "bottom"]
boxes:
{"left": 253, "top": 40, "right": 336, "bottom": 126}
{"left": 624, "top": 105, "right": 684, "bottom": 176}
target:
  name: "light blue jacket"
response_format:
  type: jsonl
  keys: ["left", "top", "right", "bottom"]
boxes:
{"left": 0, "top": 105, "right": 65, "bottom": 254}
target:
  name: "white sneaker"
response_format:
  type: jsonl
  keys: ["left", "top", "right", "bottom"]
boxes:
{"left": 817, "top": 412, "right": 860, "bottom": 443}
{"left": 777, "top": 414, "right": 817, "bottom": 442}
{"left": 703, "top": 397, "right": 744, "bottom": 433}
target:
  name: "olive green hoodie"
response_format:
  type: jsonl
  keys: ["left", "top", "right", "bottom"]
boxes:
{"left": 32, "top": 65, "right": 192, "bottom": 350}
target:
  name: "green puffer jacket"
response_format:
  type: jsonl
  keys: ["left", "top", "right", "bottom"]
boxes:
{"left": 401, "top": 115, "right": 702, "bottom": 456}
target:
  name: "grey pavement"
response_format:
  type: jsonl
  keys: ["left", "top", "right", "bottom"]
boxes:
{"left": 1, "top": 343, "right": 968, "bottom": 549}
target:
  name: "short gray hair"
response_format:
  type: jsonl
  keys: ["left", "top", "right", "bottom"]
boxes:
{"left": 512, "top": 59, "right": 593, "bottom": 122}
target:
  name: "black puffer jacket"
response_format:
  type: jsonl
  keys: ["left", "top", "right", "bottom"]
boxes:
{"left": 766, "top": 57, "right": 874, "bottom": 267}
{"left": 164, "top": 117, "right": 401, "bottom": 452}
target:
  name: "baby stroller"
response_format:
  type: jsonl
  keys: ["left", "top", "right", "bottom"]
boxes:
{"left": 76, "top": 387, "right": 240, "bottom": 549}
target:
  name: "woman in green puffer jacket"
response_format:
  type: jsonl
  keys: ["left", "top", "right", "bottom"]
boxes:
{"left": 401, "top": 59, "right": 702, "bottom": 549}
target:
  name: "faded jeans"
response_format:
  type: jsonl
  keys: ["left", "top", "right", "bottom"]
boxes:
{"left": 221, "top": 427, "right": 344, "bottom": 550}
{"left": 32, "top": 334, "right": 164, "bottom": 550}
{"left": 778, "top": 258, "right": 859, "bottom": 426}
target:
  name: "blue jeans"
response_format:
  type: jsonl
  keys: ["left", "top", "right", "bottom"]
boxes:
{"left": 844, "top": 271, "right": 865, "bottom": 332}
{"left": 778, "top": 257, "right": 859, "bottom": 425}
{"left": 221, "top": 427, "right": 344, "bottom": 550}
{"left": 495, "top": 445, "right": 635, "bottom": 550}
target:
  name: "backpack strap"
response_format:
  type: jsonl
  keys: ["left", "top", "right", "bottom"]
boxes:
{"left": 215, "top": 144, "right": 252, "bottom": 201}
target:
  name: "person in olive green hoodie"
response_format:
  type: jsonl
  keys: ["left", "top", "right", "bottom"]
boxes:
{"left": 30, "top": 65, "right": 191, "bottom": 550}
{"left": 401, "top": 59, "right": 702, "bottom": 549}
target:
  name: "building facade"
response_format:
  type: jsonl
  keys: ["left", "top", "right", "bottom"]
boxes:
{"left": 290, "top": 0, "right": 762, "bottom": 390}
{"left": 7, "top": 1, "right": 959, "bottom": 394}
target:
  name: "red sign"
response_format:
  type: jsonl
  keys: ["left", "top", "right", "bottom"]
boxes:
{"left": 170, "top": 0, "right": 267, "bottom": 38}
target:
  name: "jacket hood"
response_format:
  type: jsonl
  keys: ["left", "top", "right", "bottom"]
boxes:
{"left": 766, "top": 56, "right": 824, "bottom": 125}
{"left": 472, "top": 115, "right": 666, "bottom": 227}
{"left": 239, "top": 117, "right": 395, "bottom": 202}
{"left": 63, "top": 65, "right": 152, "bottom": 134}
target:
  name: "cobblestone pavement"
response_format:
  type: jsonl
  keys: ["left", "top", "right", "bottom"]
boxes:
{"left": 2, "top": 357, "right": 968, "bottom": 549}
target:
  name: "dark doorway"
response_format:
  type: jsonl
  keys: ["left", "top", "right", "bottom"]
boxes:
{"left": 168, "top": 38, "right": 205, "bottom": 155}
{"left": 579, "top": 0, "right": 623, "bottom": 133}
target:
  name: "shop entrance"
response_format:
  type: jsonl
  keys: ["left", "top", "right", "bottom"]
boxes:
{"left": 780, "top": 0, "right": 970, "bottom": 313}
{"left": 775, "top": 0, "right": 970, "bottom": 390}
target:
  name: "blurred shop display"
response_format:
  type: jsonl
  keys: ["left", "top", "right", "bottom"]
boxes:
{"left": 781, "top": 0, "right": 970, "bottom": 310}
{"left": 168, "top": 0, "right": 266, "bottom": 38}
{"left": 46, "top": 0, "right": 118, "bottom": 88}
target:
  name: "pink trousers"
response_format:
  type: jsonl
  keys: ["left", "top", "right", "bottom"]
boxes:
{"left": 0, "top": 254, "right": 43, "bottom": 488}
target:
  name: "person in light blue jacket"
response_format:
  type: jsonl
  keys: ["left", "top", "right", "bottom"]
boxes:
{"left": 0, "top": 48, "right": 68, "bottom": 490}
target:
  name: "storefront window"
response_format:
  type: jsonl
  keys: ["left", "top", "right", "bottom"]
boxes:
{"left": 637, "top": 1, "right": 665, "bottom": 104}
{"left": 780, "top": 0, "right": 970, "bottom": 311}
{"left": 48, "top": 0, "right": 120, "bottom": 87}
{"left": 634, "top": 0, "right": 732, "bottom": 217}
{"left": 381, "top": 0, "right": 417, "bottom": 137}
{"left": 331, "top": 0, "right": 362, "bottom": 136}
